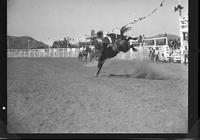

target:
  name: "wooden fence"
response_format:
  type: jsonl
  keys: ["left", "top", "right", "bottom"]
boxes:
{"left": 7, "top": 48, "right": 80, "bottom": 58}
{"left": 7, "top": 44, "right": 155, "bottom": 60}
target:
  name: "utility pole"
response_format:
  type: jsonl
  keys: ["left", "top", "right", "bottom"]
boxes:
{"left": 175, "top": 0, "right": 184, "bottom": 63}
{"left": 48, "top": 38, "right": 50, "bottom": 49}
{"left": 113, "top": 28, "right": 120, "bottom": 39}
{"left": 28, "top": 39, "right": 29, "bottom": 50}
{"left": 48, "top": 38, "right": 50, "bottom": 57}
{"left": 28, "top": 39, "right": 30, "bottom": 57}
{"left": 175, "top": 0, "right": 184, "bottom": 37}
{"left": 67, "top": 37, "right": 69, "bottom": 48}
{"left": 175, "top": 0, "right": 183, "bottom": 17}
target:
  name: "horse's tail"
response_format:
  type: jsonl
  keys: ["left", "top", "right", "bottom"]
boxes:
{"left": 120, "top": 25, "right": 131, "bottom": 37}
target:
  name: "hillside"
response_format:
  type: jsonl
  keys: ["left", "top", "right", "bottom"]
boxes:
{"left": 7, "top": 36, "right": 49, "bottom": 49}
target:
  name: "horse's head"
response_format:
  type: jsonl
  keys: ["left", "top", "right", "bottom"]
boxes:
{"left": 130, "top": 44, "right": 138, "bottom": 52}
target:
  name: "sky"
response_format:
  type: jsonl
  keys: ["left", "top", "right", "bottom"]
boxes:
{"left": 7, "top": 0, "right": 188, "bottom": 45}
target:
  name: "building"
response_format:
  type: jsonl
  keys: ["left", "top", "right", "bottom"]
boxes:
{"left": 135, "top": 36, "right": 171, "bottom": 61}
{"left": 179, "top": 16, "right": 188, "bottom": 63}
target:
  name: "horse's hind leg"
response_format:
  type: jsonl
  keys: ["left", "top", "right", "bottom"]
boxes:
{"left": 90, "top": 54, "right": 92, "bottom": 62}
{"left": 90, "top": 55, "right": 92, "bottom": 61}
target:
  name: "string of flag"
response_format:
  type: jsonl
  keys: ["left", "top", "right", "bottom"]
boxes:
{"left": 111, "top": 0, "right": 166, "bottom": 33}
{"left": 83, "top": 0, "right": 167, "bottom": 40}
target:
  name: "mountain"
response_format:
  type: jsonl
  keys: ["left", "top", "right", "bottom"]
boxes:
{"left": 145, "top": 33, "right": 180, "bottom": 41}
{"left": 7, "top": 36, "right": 49, "bottom": 49}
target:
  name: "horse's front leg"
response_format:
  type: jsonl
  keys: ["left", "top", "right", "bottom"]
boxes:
{"left": 96, "top": 60, "right": 105, "bottom": 77}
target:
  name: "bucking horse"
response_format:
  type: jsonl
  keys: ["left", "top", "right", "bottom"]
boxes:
{"left": 95, "top": 25, "right": 143, "bottom": 76}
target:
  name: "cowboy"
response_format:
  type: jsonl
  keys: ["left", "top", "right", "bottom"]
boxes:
{"left": 93, "top": 31, "right": 104, "bottom": 60}
{"left": 102, "top": 31, "right": 112, "bottom": 48}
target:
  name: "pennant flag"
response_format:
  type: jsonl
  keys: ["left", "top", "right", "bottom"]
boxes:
{"left": 160, "top": 0, "right": 165, "bottom": 7}
{"left": 151, "top": 8, "right": 158, "bottom": 14}
{"left": 139, "top": 17, "right": 146, "bottom": 20}
{"left": 129, "top": 19, "right": 138, "bottom": 25}
{"left": 124, "top": 24, "right": 129, "bottom": 27}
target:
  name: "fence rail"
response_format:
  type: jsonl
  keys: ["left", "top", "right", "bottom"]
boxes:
{"left": 7, "top": 37, "right": 172, "bottom": 61}
{"left": 7, "top": 48, "right": 80, "bottom": 58}
{"left": 7, "top": 47, "right": 151, "bottom": 60}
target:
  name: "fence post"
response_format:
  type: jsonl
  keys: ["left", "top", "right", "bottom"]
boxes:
{"left": 63, "top": 48, "right": 64, "bottom": 57}
{"left": 139, "top": 43, "right": 142, "bottom": 60}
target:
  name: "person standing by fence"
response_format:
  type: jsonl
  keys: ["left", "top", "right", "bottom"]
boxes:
{"left": 149, "top": 47, "right": 154, "bottom": 63}
{"left": 183, "top": 48, "right": 188, "bottom": 65}
{"left": 159, "top": 54, "right": 165, "bottom": 63}
{"left": 154, "top": 47, "right": 159, "bottom": 63}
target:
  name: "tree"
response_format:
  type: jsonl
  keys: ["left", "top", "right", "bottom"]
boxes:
{"left": 52, "top": 41, "right": 59, "bottom": 48}
{"left": 168, "top": 39, "right": 181, "bottom": 50}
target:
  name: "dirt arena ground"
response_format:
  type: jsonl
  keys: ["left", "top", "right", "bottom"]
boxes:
{"left": 7, "top": 58, "right": 188, "bottom": 133}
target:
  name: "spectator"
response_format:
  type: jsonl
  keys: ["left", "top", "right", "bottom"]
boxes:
{"left": 183, "top": 48, "right": 188, "bottom": 65}
{"left": 149, "top": 47, "right": 154, "bottom": 63}
{"left": 160, "top": 54, "right": 166, "bottom": 63}
{"left": 168, "top": 49, "right": 173, "bottom": 63}
{"left": 154, "top": 47, "right": 159, "bottom": 63}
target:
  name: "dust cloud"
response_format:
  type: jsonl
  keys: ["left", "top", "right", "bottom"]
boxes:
{"left": 84, "top": 59, "right": 186, "bottom": 80}
{"left": 127, "top": 60, "right": 179, "bottom": 80}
